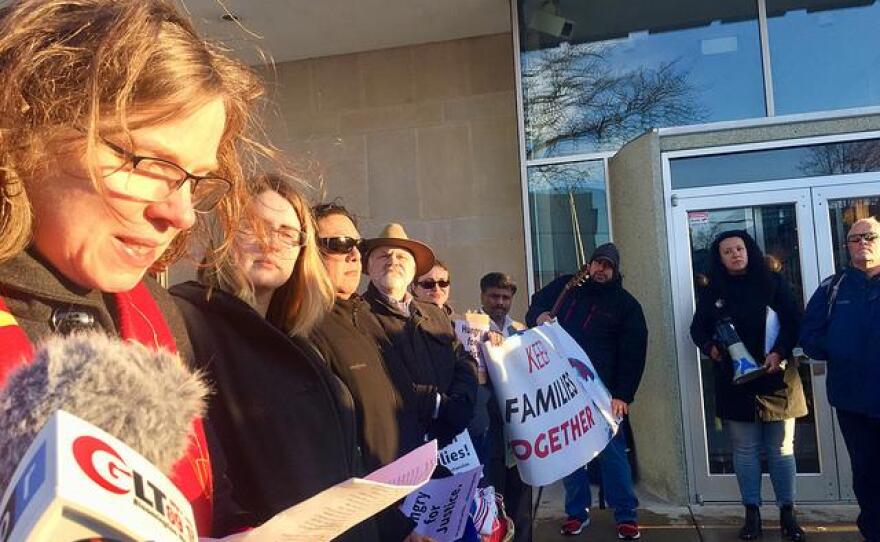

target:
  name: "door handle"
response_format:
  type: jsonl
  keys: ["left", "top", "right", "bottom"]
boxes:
{"left": 792, "top": 346, "right": 826, "bottom": 376}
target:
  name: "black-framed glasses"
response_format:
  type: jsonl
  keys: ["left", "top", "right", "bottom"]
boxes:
{"left": 100, "top": 137, "right": 232, "bottom": 212}
{"left": 238, "top": 221, "right": 307, "bottom": 250}
{"left": 416, "top": 279, "right": 450, "bottom": 290}
{"left": 318, "top": 236, "right": 362, "bottom": 255}
{"left": 846, "top": 232, "right": 879, "bottom": 244}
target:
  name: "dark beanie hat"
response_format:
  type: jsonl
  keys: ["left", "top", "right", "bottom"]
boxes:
{"left": 590, "top": 242, "right": 620, "bottom": 270}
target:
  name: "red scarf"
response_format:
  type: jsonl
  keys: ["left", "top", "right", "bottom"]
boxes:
{"left": 0, "top": 282, "right": 214, "bottom": 536}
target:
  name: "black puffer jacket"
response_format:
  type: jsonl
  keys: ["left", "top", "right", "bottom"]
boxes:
{"left": 525, "top": 274, "right": 648, "bottom": 404}
{"left": 171, "top": 281, "right": 378, "bottom": 542}
{"left": 361, "top": 284, "right": 478, "bottom": 448}
{"left": 690, "top": 272, "right": 807, "bottom": 422}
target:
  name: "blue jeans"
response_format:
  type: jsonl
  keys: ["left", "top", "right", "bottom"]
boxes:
{"left": 563, "top": 430, "right": 638, "bottom": 524}
{"left": 725, "top": 418, "right": 796, "bottom": 507}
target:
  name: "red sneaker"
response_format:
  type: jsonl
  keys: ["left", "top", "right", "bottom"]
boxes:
{"left": 560, "top": 515, "right": 590, "bottom": 535}
{"left": 617, "top": 522, "right": 641, "bottom": 540}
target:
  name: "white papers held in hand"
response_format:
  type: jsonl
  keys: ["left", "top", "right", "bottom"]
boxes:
{"left": 240, "top": 440, "right": 438, "bottom": 542}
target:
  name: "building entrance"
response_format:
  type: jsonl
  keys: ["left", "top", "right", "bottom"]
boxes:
{"left": 669, "top": 177, "right": 880, "bottom": 503}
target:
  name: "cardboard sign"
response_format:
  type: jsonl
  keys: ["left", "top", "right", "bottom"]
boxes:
{"left": 454, "top": 313, "right": 491, "bottom": 384}
{"left": 484, "top": 321, "right": 617, "bottom": 486}
{"left": 400, "top": 466, "right": 482, "bottom": 542}
{"left": 437, "top": 430, "right": 480, "bottom": 475}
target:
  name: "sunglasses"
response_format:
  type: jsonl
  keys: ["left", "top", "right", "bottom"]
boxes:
{"left": 318, "top": 236, "right": 362, "bottom": 255}
{"left": 846, "top": 232, "right": 879, "bottom": 244}
{"left": 417, "top": 279, "right": 450, "bottom": 290}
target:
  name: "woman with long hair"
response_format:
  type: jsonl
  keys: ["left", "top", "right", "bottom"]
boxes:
{"left": 690, "top": 230, "right": 807, "bottom": 540}
{"left": 172, "top": 176, "right": 378, "bottom": 541}
{"left": 0, "top": 0, "right": 263, "bottom": 536}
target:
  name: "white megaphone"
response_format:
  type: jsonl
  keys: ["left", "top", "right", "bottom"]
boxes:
{"left": 715, "top": 318, "right": 766, "bottom": 385}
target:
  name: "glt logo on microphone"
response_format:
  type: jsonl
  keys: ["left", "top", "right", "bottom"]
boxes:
{"left": 73, "top": 436, "right": 131, "bottom": 494}
{"left": 72, "top": 436, "right": 195, "bottom": 542}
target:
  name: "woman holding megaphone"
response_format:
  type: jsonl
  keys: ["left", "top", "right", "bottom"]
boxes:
{"left": 690, "top": 230, "right": 807, "bottom": 541}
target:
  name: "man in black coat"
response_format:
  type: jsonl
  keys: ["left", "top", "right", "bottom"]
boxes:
{"left": 360, "top": 223, "right": 478, "bottom": 450}
{"left": 525, "top": 243, "right": 647, "bottom": 540}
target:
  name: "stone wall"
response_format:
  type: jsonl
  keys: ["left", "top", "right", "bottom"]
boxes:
{"left": 257, "top": 33, "right": 529, "bottom": 317}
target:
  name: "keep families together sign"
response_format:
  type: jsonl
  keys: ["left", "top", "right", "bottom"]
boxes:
{"left": 484, "top": 321, "right": 619, "bottom": 487}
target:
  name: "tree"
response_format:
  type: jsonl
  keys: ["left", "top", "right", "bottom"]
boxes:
{"left": 522, "top": 42, "right": 706, "bottom": 158}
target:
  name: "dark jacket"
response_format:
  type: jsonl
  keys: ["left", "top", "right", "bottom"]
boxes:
{"left": 0, "top": 250, "right": 245, "bottom": 537}
{"left": 690, "top": 271, "right": 807, "bottom": 422}
{"left": 310, "top": 294, "right": 414, "bottom": 471}
{"left": 800, "top": 267, "right": 880, "bottom": 418}
{"left": 311, "top": 294, "right": 421, "bottom": 542}
{"left": 362, "top": 283, "right": 478, "bottom": 448}
{"left": 525, "top": 274, "right": 648, "bottom": 404}
{"left": 171, "top": 281, "right": 378, "bottom": 542}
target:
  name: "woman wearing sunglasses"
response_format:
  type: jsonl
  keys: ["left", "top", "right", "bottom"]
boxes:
{"left": 413, "top": 261, "right": 455, "bottom": 317}
{"left": 310, "top": 203, "right": 433, "bottom": 542}
{"left": 0, "top": 0, "right": 262, "bottom": 537}
{"left": 172, "top": 179, "right": 378, "bottom": 541}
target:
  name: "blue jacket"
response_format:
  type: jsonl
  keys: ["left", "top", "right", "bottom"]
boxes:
{"left": 800, "top": 267, "right": 880, "bottom": 417}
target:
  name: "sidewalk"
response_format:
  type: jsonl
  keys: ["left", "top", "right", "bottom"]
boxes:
{"left": 529, "top": 482, "right": 862, "bottom": 541}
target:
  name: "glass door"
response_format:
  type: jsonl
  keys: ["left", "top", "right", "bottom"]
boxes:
{"left": 810, "top": 181, "right": 880, "bottom": 500}
{"left": 671, "top": 188, "right": 841, "bottom": 502}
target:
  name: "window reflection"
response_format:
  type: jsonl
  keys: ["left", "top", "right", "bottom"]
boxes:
{"left": 768, "top": 1, "right": 880, "bottom": 115}
{"left": 670, "top": 138, "right": 880, "bottom": 189}
{"left": 528, "top": 160, "right": 609, "bottom": 288}
{"left": 519, "top": 0, "right": 765, "bottom": 159}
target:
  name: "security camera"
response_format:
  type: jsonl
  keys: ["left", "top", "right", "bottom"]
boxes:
{"left": 528, "top": 10, "right": 575, "bottom": 39}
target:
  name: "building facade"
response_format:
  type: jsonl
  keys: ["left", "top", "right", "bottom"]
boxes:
{"left": 174, "top": 0, "right": 880, "bottom": 507}
{"left": 516, "top": 0, "right": 880, "bottom": 504}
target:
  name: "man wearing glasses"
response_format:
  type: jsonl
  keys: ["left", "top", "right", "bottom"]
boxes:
{"left": 801, "top": 217, "right": 880, "bottom": 542}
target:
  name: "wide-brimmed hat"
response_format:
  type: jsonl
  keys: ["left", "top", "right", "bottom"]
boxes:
{"left": 362, "top": 222, "right": 436, "bottom": 276}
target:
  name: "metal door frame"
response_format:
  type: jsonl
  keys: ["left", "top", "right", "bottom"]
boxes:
{"left": 668, "top": 187, "right": 844, "bottom": 502}
{"left": 809, "top": 181, "right": 880, "bottom": 500}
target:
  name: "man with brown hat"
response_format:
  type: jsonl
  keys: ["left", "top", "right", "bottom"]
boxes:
{"left": 361, "top": 223, "right": 478, "bottom": 453}
{"left": 525, "top": 242, "right": 648, "bottom": 540}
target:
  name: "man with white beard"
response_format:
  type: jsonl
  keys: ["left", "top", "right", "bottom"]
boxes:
{"left": 361, "top": 223, "right": 478, "bottom": 450}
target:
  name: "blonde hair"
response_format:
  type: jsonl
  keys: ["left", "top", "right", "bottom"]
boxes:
{"left": 206, "top": 174, "right": 334, "bottom": 337}
{"left": 849, "top": 216, "right": 880, "bottom": 233}
{"left": 0, "top": 0, "right": 268, "bottom": 266}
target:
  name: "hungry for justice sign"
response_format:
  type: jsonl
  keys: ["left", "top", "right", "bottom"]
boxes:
{"left": 484, "top": 321, "right": 618, "bottom": 486}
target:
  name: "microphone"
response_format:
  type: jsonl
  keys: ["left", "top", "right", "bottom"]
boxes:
{"left": 0, "top": 333, "right": 208, "bottom": 542}
{"left": 0, "top": 332, "right": 207, "bottom": 493}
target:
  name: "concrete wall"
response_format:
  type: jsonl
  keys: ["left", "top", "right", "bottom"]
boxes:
{"left": 256, "top": 33, "right": 529, "bottom": 318}
{"left": 608, "top": 131, "right": 690, "bottom": 504}
{"left": 661, "top": 113, "right": 880, "bottom": 151}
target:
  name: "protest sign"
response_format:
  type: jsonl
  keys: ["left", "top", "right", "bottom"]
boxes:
{"left": 484, "top": 321, "right": 618, "bottom": 486}
{"left": 438, "top": 430, "right": 481, "bottom": 474}
{"left": 240, "top": 441, "right": 437, "bottom": 542}
{"left": 454, "top": 312, "right": 491, "bottom": 384}
{"left": 401, "top": 466, "right": 482, "bottom": 542}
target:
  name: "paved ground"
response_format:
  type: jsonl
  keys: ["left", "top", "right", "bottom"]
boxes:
{"left": 526, "top": 482, "right": 862, "bottom": 541}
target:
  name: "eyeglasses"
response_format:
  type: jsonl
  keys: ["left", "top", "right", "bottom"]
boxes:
{"left": 100, "top": 137, "right": 232, "bottom": 212}
{"left": 238, "top": 222, "right": 307, "bottom": 249}
{"left": 318, "top": 236, "right": 362, "bottom": 255}
{"left": 846, "top": 232, "right": 879, "bottom": 244}
{"left": 416, "top": 279, "right": 450, "bottom": 290}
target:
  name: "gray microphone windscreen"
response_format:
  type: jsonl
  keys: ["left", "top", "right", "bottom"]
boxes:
{"left": 0, "top": 332, "right": 207, "bottom": 491}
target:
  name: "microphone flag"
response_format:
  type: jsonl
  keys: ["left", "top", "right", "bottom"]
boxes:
{"left": 0, "top": 410, "right": 197, "bottom": 542}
